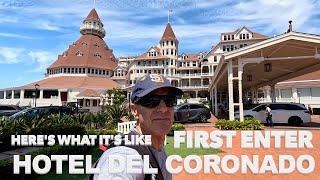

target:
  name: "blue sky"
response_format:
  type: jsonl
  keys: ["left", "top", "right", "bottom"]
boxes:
{"left": 0, "top": 0, "right": 320, "bottom": 88}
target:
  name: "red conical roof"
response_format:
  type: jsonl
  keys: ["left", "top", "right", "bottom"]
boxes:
{"left": 160, "top": 23, "right": 178, "bottom": 42}
{"left": 85, "top": 8, "right": 101, "bottom": 22}
{"left": 48, "top": 34, "right": 118, "bottom": 70}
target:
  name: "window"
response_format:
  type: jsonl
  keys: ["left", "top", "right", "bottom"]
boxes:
{"left": 81, "top": 41, "right": 87, "bottom": 46}
{"left": 91, "top": 69, "right": 94, "bottom": 74}
{"left": 166, "top": 49, "right": 169, "bottom": 55}
{"left": 94, "top": 43, "right": 99, "bottom": 47}
{"left": 227, "top": 35, "right": 230, "bottom": 40}
{"left": 162, "top": 42, "right": 164, "bottom": 46}
{"left": 155, "top": 61, "right": 158, "bottom": 66}
{"left": 171, "top": 41, "right": 173, "bottom": 46}
{"left": 171, "top": 60, "right": 173, "bottom": 65}
{"left": 85, "top": 100, "right": 90, "bottom": 106}
{"left": 193, "top": 61, "right": 196, "bottom": 66}
{"left": 138, "top": 62, "right": 141, "bottom": 66}
{"left": 68, "top": 68, "right": 70, "bottom": 73}
{"left": 103, "top": 70, "right": 105, "bottom": 75}
{"left": 75, "top": 68, "right": 78, "bottom": 73}
{"left": 240, "top": 44, "right": 243, "bottom": 48}
{"left": 166, "top": 41, "right": 168, "bottom": 45}
{"left": 232, "top": 35, "right": 234, "bottom": 40}
{"left": 224, "top": 35, "right": 227, "bottom": 40}
{"left": 93, "top": 100, "right": 98, "bottom": 106}
{"left": 231, "top": 45, "right": 234, "bottom": 51}
{"left": 240, "top": 34, "right": 242, "bottom": 39}
{"left": 75, "top": 51, "right": 83, "bottom": 56}
{"left": 223, "top": 46, "right": 226, "bottom": 51}
{"left": 94, "top": 53, "right": 102, "bottom": 58}
{"left": 246, "top": 34, "right": 249, "bottom": 39}
{"left": 171, "top": 49, "right": 173, "bottom": 55}
{"left": 214, "top": 56, "right": 217, "bottom": 62}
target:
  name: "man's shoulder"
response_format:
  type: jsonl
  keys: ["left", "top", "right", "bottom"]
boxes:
{"left": 101, "top": 146, "right": 141, "bottom": 157}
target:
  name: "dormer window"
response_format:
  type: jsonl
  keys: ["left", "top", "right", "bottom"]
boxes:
{"left": 75, "top": 50, "right": 83, "bottom": 56}
{"left": 82, "top": 41, "right": 87, "bottom": 46}
{"left": 62, "top": 51, "right": 68, "bottom": 57}
{"left": 94, "top": 53, "right": 102, "bottom": 58}
{"left": 94, "top": 43, "right": 99, "bottom": 47}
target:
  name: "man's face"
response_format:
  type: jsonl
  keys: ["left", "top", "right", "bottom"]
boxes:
{"left": 131, "top": 88, "right": 175, "bottom": 137}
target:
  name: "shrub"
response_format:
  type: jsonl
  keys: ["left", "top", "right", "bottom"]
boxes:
{"left": 168, "top": 123, "right": 185, "bottom": 136}
{"left": 29, "top": 124, "right": 86, "bottom": 136}
{"left": 86, "top": 129, "right": 117, "bottom": 136}
{"left": 216, "top": 117, "right": 263, "bottom": 130}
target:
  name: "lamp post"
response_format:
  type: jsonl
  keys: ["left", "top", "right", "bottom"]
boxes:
{"left": 35, "top": 84, "right": 40, "bottom": 107}
{"left": 32, "top": 92, "right": 36, "bottom": 107}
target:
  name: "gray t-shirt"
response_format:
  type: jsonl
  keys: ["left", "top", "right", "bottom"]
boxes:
{"left": 94, "top": 132, "right": 172, "bottom": 180}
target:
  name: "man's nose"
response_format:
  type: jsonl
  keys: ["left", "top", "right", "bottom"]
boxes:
{"left": 157, "top": 99, "right": 169, "bottom": 112}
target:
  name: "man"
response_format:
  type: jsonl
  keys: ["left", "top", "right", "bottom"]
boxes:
{"left": 93, "top": 74, "right": 183, "bottom": 180}
{"left": 265, "top": 104, "right": 274, "bottom": 127}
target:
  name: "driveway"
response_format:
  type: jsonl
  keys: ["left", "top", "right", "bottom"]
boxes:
{"left": 173, "top": 127, "right": 320, "bottom": 180}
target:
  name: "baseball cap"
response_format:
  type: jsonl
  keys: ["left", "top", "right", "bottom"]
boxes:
{"left": 131, "top": 74, "right": 184, "bottom": 102}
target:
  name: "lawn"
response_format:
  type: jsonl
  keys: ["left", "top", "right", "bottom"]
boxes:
{"left": 165, "top": 136, "right": 224, "bottom": 158}
{"left": 37, "top": 136, "right": 224, "bottom": 179}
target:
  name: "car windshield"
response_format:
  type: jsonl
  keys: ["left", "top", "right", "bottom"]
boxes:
{"left": 10, "top": 108, "right": 35, "bottom": 118}
{"left": 174, "top": 104, "right": 184, "bottom": 110}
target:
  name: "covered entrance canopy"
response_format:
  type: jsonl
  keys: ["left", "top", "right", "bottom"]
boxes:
{"left": 209, "top": 31, "right": 320, "bottom": 121}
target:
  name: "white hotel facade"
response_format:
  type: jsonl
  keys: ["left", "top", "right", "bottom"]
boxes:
{"left": 0, "top": 8, "right": 319, "bottom": 112}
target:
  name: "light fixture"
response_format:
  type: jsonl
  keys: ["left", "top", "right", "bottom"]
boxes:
{"left": 34, "top": 84, "right": 40, "bottom": 107}
{"left": 264, "top": 63, "right": 272, "bottom": 72}
{"left": 247, "top": 75, "right": 252, "bottom": 81}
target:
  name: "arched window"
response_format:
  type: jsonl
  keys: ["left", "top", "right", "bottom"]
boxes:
{"left": 94, "top": 43, "right": 99, "bottom": 47}
{"left": 81, "top": 41, "right": 87, "bottom": 46}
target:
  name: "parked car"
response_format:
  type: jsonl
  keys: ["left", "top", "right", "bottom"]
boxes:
{"left": 174, "top": 103, "right": 211, "bottom": 123}
{"left": 0, "top": 105, "right": 22, "bottom": 117}
{"left": 234, "top": 103, "right": 311, "bottom": 126}
{"left": 9, "top": 106, "right": 74, "bottom": 119}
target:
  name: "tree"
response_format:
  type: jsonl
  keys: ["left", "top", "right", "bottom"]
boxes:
{"left": 182, "top": 93, "right": 191, "bottom": 103}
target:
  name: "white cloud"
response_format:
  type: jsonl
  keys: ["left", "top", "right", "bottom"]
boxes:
{"left": 37, "top": 21, "right": 61, "bottom": 31}
{"left": 0, "top": 32, "right": 33, "bottom": 39}
{"left": 28, "top": 51, "right": 55, "bottom": 72}
{"left": 0, "top": 47, "right": 25, "bottom": 64}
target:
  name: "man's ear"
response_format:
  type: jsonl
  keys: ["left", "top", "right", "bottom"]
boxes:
{"left": 130, "top": 103, "right": 139, "bottom": 120}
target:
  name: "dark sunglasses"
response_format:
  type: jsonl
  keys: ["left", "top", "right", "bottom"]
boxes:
{"left": 134, "top": 95, "right": 177, "bottom": 108}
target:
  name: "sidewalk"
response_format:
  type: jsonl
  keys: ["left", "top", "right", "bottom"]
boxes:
{"left": 0, "top": 147, "right": 42, "bottom": 160}
{"left": 174, "top": 127, "right": 320, "bottom": 180}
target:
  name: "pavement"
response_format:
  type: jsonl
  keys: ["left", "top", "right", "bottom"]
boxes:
{"left": 173, "top": 114, "right": 320, "bottom": 180}
{"left": 0, "top": 147, "right": 42, "bottom": 160}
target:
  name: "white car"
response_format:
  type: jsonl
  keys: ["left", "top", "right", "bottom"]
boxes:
{"left": 235, "top": 103, "right": 311, "bottom": 126}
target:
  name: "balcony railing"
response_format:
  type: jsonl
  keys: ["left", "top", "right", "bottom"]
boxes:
{"left": 178, "top": 85, "right": 209, "bottom": 89}
{"left": 175, "top": 73, "right": 213, "bottom": 77}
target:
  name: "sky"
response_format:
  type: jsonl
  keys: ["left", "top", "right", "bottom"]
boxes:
{"left": 0, "top": 0, "right": 320, "bottom": 89}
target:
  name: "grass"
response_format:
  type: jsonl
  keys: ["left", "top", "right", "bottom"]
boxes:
{"left": 165, "top": 136, "right": 224, "bottom": 158}
{"left": 37, "top": 136, "right": 224, "bottom": 179}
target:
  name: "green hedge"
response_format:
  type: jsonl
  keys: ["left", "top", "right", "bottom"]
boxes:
{"left": 215, "top": 117, "right": 263, "bottom": 130}
{"left": 0, "top": 125, "right": 86, "bottom": 152}
{"left": 168, "top": 123, "right": 186, "bottom": 136}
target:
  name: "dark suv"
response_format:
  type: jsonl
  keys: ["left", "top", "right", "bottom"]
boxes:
{"left": 0, "top": 105, "right": 22, "bottom": 117}
{"left": 174, "top": 103, "right": 211, "bottom": 123}
{"left": 9, "top": 106, "right": 74, "bottom": 119}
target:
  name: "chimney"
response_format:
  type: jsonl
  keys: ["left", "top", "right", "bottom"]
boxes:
{"left": 287, "top": 20, "right": 293, "bottom": 33}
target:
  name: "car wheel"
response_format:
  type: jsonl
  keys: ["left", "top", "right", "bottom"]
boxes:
{"left": 199, "top": 114, "right": 207, "bottom": 123}
{"left": 288, "top": 116, "right": 302, "bottom": 126}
